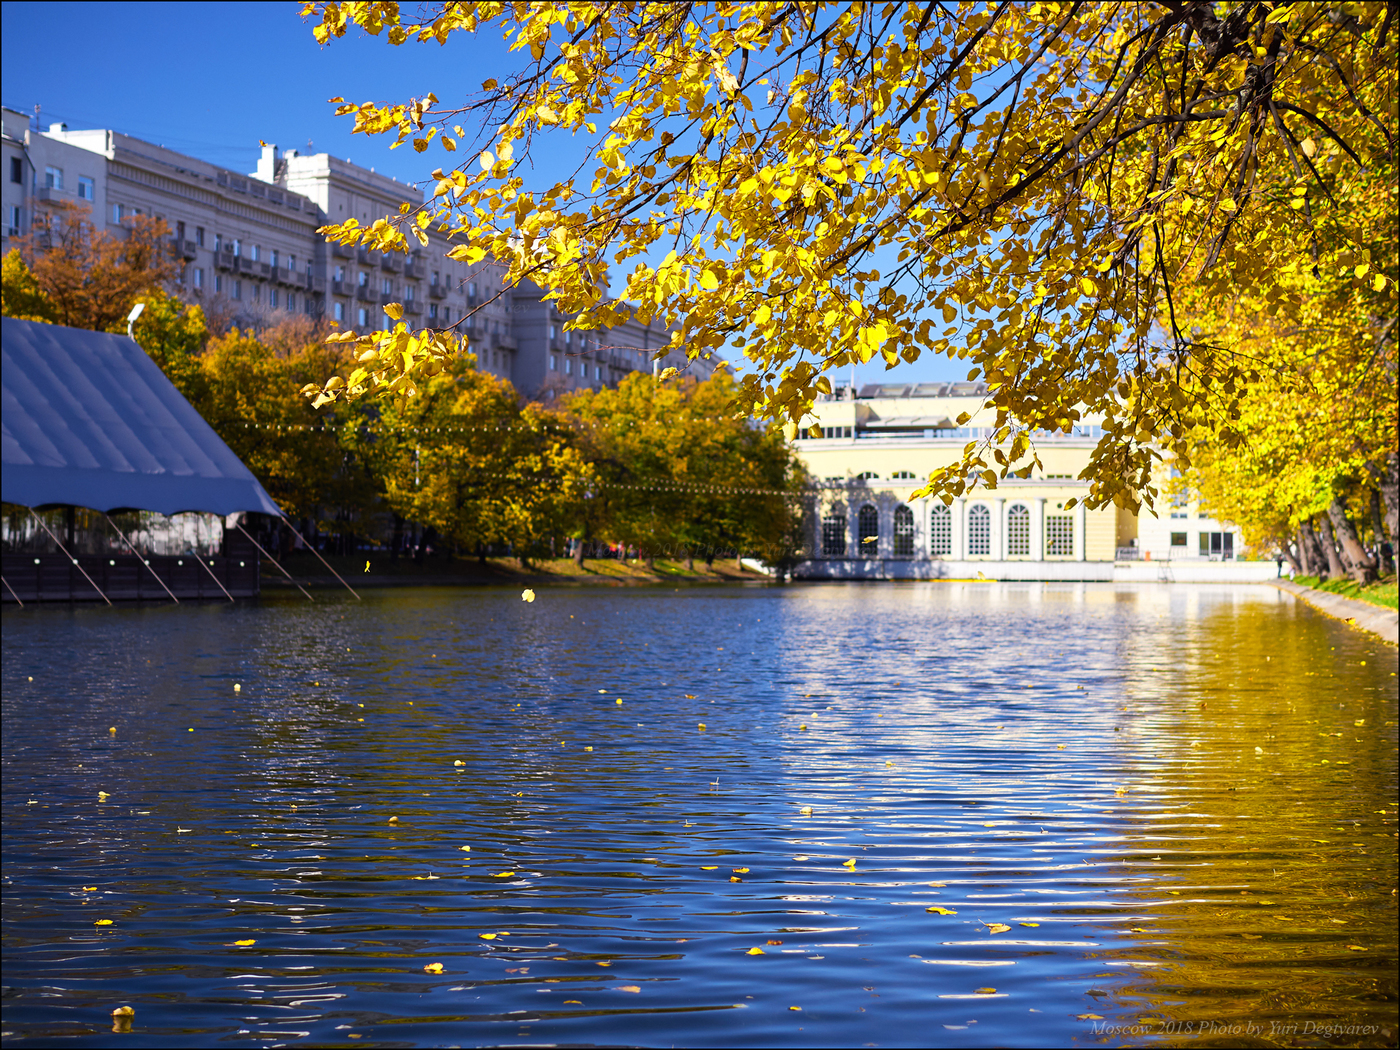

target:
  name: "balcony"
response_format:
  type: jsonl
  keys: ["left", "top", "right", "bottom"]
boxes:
{"left": 331, "top": 280, "right": 349, "bottom": 297}
{"left": 493, "top": 333, "right": 517, "bottom": 351}
{"left": 356, "top": 247, "right": 374, "bottom": 265}
{"left": 170, "top": 238, "right": 198, "bottom": 259}
{"left": 380, "top": 253, "right": 401, "bottom": 273}
{"left": 428, "top": 283, "right": 446, "bottom": 300}
{"left": 404, "top": 259, "right": 424, "bottom": 280}
{"left": 379, "top": 292, "right": 397, "bottom": 306}
{"left": 214, "top": 251, "right": 234, "bottom": 270}
{"left": 306, "top": 275, "right": 326, "bottom": 295}
{"left": 355, "top": 283, "right": 376, "bottom": 301}
{"left": 277, "top": 266, "right": 300, "bottom": 286}
{"left": 332, "top": 242, "right": 353, "bottom": 259}
{"left": 254, "top": 261, "right": 271, "bottom": 278}
{"left": 404, "top": 300, "right": 423, "bottom": 316}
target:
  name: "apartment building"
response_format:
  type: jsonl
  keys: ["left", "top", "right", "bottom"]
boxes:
{"left": 1, "top": 106, "right": 710, "bottom": 397}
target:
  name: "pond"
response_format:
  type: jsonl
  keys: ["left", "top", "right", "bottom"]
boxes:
{"left": 2, "top": 583, "right": 1395, "bottom": 1048}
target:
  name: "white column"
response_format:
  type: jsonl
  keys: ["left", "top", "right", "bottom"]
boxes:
{"left": 1033, "top": 498, "right": 1046, "bottom": 561}
{"left": 1075, "top": 501, "right": 1087, "bottom": 561}
{"left": 954, "top": 497, "right": 966, "bottom": 560}
{"left": 994, "top": 498, "right": 1006, "bottom": 561}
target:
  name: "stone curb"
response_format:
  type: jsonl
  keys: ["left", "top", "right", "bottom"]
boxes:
{"left": 1271, "top": 581, "right": 1399, "bottom": 646}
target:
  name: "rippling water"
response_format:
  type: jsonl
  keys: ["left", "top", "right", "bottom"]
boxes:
{"left": 2, "top": 582, "right": 1396, "bottom": 1048}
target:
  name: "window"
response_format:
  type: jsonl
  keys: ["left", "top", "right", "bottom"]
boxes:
{"left": 195, "top": 226, "right": 205, "bottom": 246}
{"left": 286, "top": 293, "right": 295, "bottom": 312}
{"left": 468, "top": 280, "right": 478, "bottom": 298}
{"left": 1171, "top": 532, "right": 1188, "bottom": 547}
{"left": 856, "top": 471, "right": 879, "bottom": 480}
{"left": 334, "top": 265, "right": 345, "bottom": 282}
{"left": 893, "top": 505, "right": 914, "bottom": 558}
{"left": 822, "top": 514, "right": 847, "bottom": 557}
{"left": 231, "top": 238, "right": 241, "bottom": 257}
{"left": 233, "top": 280, "right": 242, "bottom": 301}
{"left": 358, "top": 271, "right": 368, "bottom": 287}
{"left": 215, "top": 274, "right": 223, "bottom": 293}
{"left": 382, "top": 278, "right": 392, "bottom": 295}
{"left": 1200, "top": 532, "right": 1234, "bottom": 559}
{"left": 1169, "top": 465, "right": 1188, "bottom": 518}
{"left": 111, "top": 203, "right": 123, "bottom": 222}
{"left": 176, "top": 220, "right": 186, "bottom": 241}
{"left": 358, "top": 307, "right": 369, "bottom": 327}
{"left": 334, "top": 302, "right": 345, "bottom": 322}
{"left": 405, "top": 285, "right": 414, "bottom": 301}
{"left": 288, "top": 253, "right": 296, "bottom": 272}
{"left": 77, "top": 176, "right": 94, "bottom": 201}
{"left": 891, "top": 470, "right": 916, "bottom": 479}
{"left": 857, "top": 504, "right": 879, "bottom": 556}
{"left": 1007, "top": 504, "right": 1030, "bottom": 556}
{"left": 250, "top": 244, "right": 260, "bottom": 262}
{"left": 428, "top": 303, "right": 438, "bottom": 321}
{"left": 930, "top": 503, "right": 952, "bottom": 556}
{"left": 252, "top": 284, "right": 261, "bottom": 303}
{"left": 214, "top": 233, "right": 223, "bottom": 253}
{"left": 269, "top": 288, "right": 278, "bottom": 308}
{"left": 565, "top": 359, "right": 573, "bottom": 375}
{"left": 967, "top": 504, "right": 991, "bottom": 556}
{"left": 45, "top": 166, "right": 63, "bottom": 190}
{"left": 6, "top": 205, "right": 20, "bottom": 236}
{"left": 9, "top": 157, "right": 21, "bottom": 184}
{"left": 431, "top": 270, "right": 440, "bottom": 286}
{"left": 192, "top": 267, "right": 203, "bottom": 289}
{"left": 550, "top": 354, "right": 558, "bottom": 371}
{"left": 1045, "top": 515, "right": 1074, "bottom": 556}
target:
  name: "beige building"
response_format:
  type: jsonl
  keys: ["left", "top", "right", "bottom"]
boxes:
{"left": 791, "top": 382, "right": 1258, "bottom": 581}
{"left": 2, "top": 106, "right": 707, "bottom": 397}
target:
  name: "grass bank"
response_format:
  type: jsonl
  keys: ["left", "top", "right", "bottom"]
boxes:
{"left": 1292, "top": 573, "right": 1398, "bottom": 610}
{"left": 261, "top": 552, "right": 769, "bottom": 589}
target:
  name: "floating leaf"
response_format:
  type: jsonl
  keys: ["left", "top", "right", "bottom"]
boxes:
{"left": 789, "top": 1005, "right": 802, "bottom": 1011}
{"left": 95, "top": 919, "right": 114, "bottom": 926}
{"left": 747, "top": 947, "right": 766, "bottom": 955}
{"left": 730, "top": 876, "right": 742, "bottom": 882}
{"left": 564, "top": 1000, "right": 582, "bottom": 1004}
{"left": 458, "top": 845, "right": 471, "bottom": 852}
{"left": 842, "top": 859, "right": 857, "bottom": 869}
{"left": 424, "top": 962, "right": 444, "bottom": 973}
{"left": 685, "top": 694, "right": 696, "bottom": 699}
{"left": 1078, "top": 1013, "right": 1105, "bottom": 1020}
{"left": 1019, "top": 922, "right": 1040, "bottom": 927}
{"left": 701, "top": 866, "right": 718, "bottom": 870}
{"left": 493, "top": 871, "right": 515, "bottom": 877}
{"left": 697, "top": 723, "right": 707, "bottom": 730}
{"left": 1347, "top": 944, "right": 1367, "bottom": 951}
{"left": 987, "top": 923, "right": 1012, "bottom": 934}
{"left": 799, "top": 806, "right": 813, "bottom": 815}
{"left": 618, "top": 985, "right": 641, "bottom": 993}
{"left": 521, "top": 588, "right": 536, "bottom": 603}
{"left": 479, "top": 933, "right": 497, "bottom": 940}
{"left": 975, "top": 987, "right": 997, "bottom": 994}
{"left": 233, "top": 939, "right": 256, "bottom": 946}
{"left": 732, "top": 868, "right": 750, "bottom": 873}
{"left": 927, "top": 906, "right": 957, "bottom": 915}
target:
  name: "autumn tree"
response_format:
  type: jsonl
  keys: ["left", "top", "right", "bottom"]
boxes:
{"left": 302, "top": 1, "right": 1395, "bottom": 515}
{"left": 11, "top": 201, "right": 179, "bottom": 331}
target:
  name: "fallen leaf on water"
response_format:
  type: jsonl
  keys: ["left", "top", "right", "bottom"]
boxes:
{"left": 493, "top": 871, "right": 515, "bottom": 878}
{"left": 423, "top": 963, "right": 444, "bottom": 973}
{"left": 584, "top": 746, "right": 593, "bottom": 751}
{"left": 458, "top": 846, "right": 471, "bottom": 852}
{"left": 975, "top": 987, "right": 997, "bottom": 995}
{"left": 1077, "top": 1013, "right": 1105, "bottom": 1020}
{"left": 928, "top": 882, "right": 946, "bottom": 887}
{"left": 747, "top": 947, "right": 766, "bottom": 955}
{"left": 730, "top": 876, "right": 742, "bottom": 882}
{"left": 987, "top": 924, "right": 1012, "bottom": 934}
{"left": 789, "top": 1005, "right": 802, "bottom": 1011}
{"left": 479, "top": 933, "right": 497, "bottom": 940}
{"left": 701, "top": 866, "right": 718, "bottom": 870}
{"left": 98, "top": 791, "right": 110, "bottom": 800}
{"left": 453, "top": 760, "right": 465, "bottom": 767}
{"left": 564, "top": 1000, "right": 582, "bottom": 1004}
{"left": 926, "top": 907, "right": 957, "bottom": 915}
{"left": 82, "top": 887, "right": 97, "bottom": 892}
{"left": 799, "top": 806, "right": 813, "bottom": 816}
{"left": 596, "top": 961, "right": 611, "bottom": 966}
{"left": 799, "top": 724, "right": 808, "bottom": 730}
{"left": 1347, "top": 945, "right": 1367, "bottom": 951}
{"left": 618, "top": 985, "right": 641, "bottom": 993}
{"left": 1019, "top": 922, "right": 1040, "bottom": 927}
{"left": 842, "top": 859, "right": 857, "bottom": 869}
{"left": 233, "top": 939, "right": 256, "bottom": 946}
{"left": 95, "top": 919, "right": 114, "bottom": 926}
{"left": 1057, "top": 744, "right": 1066, "bottom": 750}
{"left": 732, "top": 867, "right": 750, "bottom": 873}
{"left": 794, "top": 855, "right": 810, "bottom": 861}
{"left": 521, "top": 588, "right": 536, "bottom": 603}
{"left": 767, "top": 939, "right": 784, "bottom": 945}
{"left": 388, "top": 816, "right": 399, "bottom": 823}
{"left": 615, "top": 698, "right": 623, "bottom": 704}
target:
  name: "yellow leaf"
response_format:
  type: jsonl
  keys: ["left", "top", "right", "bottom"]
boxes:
{"left": 746, "top": 947, "right": 766, "bottom": 955}
{"left": 95, "top": 919, "right": 114, "bottom": 926}
{"left": 1019, "top": 922, "right": 1040, "bottom": 927}
{"left": 842, "top": 859, "right": 857, "bottom": 869}
{"left": 699, "top": 269, "right": 720, "bottom": 291}
{"left": 618, "top": 985, "right": 641, "bottom": 993}
{"left": 789, "top": 1005, "right": 802, "bottom": 1011}
{"left": 493, "top": 871, "right": 515, "bottom": 877}
{"left": 926, "top": 906, "right": 957, "bottom": 915}
{"left": 479, "top": 933, "right": 497, "bottom": 940}
{"left": 975, "top": 987, "right": 996, "bottom": 995}
{"left": 384, "top": 302, "right": 403, "bottom": 321}
{"left": 700, "top": 866, "right": 718, "bottom": 870}
{"left": 1079, "top": 277, "right": 1097, "bottom": 296}
{"left": 521, "top": 588, "right": 536, "bottom": 602}
{"left": 233, "top": 939, "right": 256, "bottom": 946}
{"left": 1078, "top": 1013, "right": 1105, "bottom": 1020}
{"left": 986, "top": 923, "right": 1012, "bottom": 934}
{"left": 424, "top": 962, "right": 444, "bottom": 973}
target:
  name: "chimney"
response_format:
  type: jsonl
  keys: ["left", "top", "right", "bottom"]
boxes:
{"left": 48, "top": 122, "right": 67, "bottom": 133}
{"left": 256, "top": 142, "right": 279, "bottom": 183}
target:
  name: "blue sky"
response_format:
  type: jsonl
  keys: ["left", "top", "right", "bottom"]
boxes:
{"left": 1, "top": 1, "right": 960, "bottom": 384}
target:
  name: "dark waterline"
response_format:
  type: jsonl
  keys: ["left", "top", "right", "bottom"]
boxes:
{"left": 2, "top": 582, "right": 1396, "bottom": 1048}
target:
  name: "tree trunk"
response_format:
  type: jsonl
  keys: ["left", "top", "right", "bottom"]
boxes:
{"left": 1278, "top": 540, "right": 1302, "bottom": 576}
{"left": 684, "top": 548, "right": 694, "bottom": 571}
{"left": 643, "top": 549, "right": 655, "bottom": 572}
{"left": 1315, "top": 514, "right": 1350, "bottom": 580}
{"left": 574, "top": 537, "right": 586, "bottom": 569}
{"left": 1328, "top": 497, "right": 1377, "bottom": 584}
{"left": 391, "top": 514, "right": 404, "bottom": 561}
{"left": 1372, "top": 488, "right": 1395, "bottom": 576}
{"left": 1299, "top": 521, "right": 1330, "bottom": 579}
{"left": 1373, "top": 451, "right": 1399, "bottom": 550}
{"left": 1294, "top": 526, "right": 1313, "bottom": 576}
{"left": 735, "top": 553, "right": 745, "bottom": 572}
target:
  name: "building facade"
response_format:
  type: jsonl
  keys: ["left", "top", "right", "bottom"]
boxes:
{"left": 791, "top": 382, "right": 1257, "bottom": 580}
{"left": 2, "top": 106, "right": 708, "bottom": 396}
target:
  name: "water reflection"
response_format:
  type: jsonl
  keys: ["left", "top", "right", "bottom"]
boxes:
{"left": 2, "top": 582, "right": 1394, "bottom": 1047}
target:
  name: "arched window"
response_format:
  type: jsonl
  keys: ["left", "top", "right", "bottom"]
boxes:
{"left": 967, "top": 504, "right": 991, "bottom": 556}
{"left": 891, "top": 470, "right": 916, "bottom": 479}
{"left": 930, "top": 503, "right": 952, "bottom": 556}
{"left": 858, "top": 504, "right": 880, "bottom": 556}
{"left": 893, "top": 505, "right": 915, "bottom": 558}
{"left": 1007, "top": 503, "right": 1030, "bottom": 556}
{"left": 822, "top": 514, "right": 847, "bottom": 557}
{"left": 856, "top": 471, "right": 880, "bottom": 480}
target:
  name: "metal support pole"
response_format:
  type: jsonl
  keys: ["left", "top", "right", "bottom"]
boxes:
{"left": 29, "top": 508, "right": 111, "bottom": 605}
{"left": 280, "top": 516, "right": 361, "bottom": 599}
{"left": 236, "top": 522, "right": 313, "bottom": 601}
{"left": 2, "top": 575, "right": 24, "bottom": 607}
{"left": 105, "top": 515, "right": 179, "bottom": 603}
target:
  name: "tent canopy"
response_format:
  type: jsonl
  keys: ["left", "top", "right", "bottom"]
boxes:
{"left": 1, "top": 317, "right": 281, "bottom": 516}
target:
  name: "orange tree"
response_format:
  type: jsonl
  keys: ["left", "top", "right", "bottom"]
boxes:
{"left": 302, "top": 1, "right": 1395, "bottom": 516}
